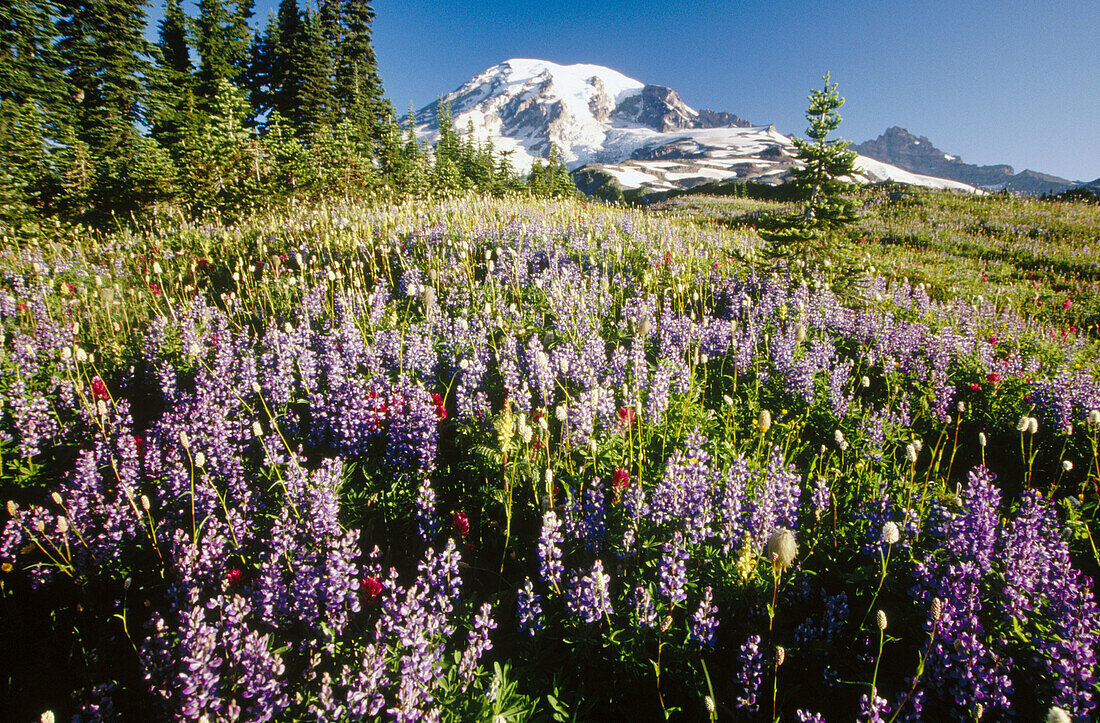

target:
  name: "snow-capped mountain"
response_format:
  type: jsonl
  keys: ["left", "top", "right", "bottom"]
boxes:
{"left": 414, "top": 59, "right": 975, "bottom": 194}
{"left": 413, "top": 58, "right": 751, "bottom": 174}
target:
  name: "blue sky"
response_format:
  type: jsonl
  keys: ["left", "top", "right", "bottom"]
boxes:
{"left": 149, "top": 0, "right": 1100, "bottom": 181}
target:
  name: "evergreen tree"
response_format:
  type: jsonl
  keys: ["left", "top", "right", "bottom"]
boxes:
{"left": 527, "top": 145, "right": 576, "bottom": 198}
{"left": 336, "top": 0, "right": 385, "bottom": 142}
{"left": 761, "top": 72, "right": 859, "bottom": 287}
{"left": 270, "top": 0, "right": 302, "bottom": 123}
{"left": 194, "top": 0, "right": 253, "bottom": 100}
{"left": 400, "top": 102, "right": 427, "bottom": 195}
{"left": 57, "top": 0, "right": 155, "bottom": 156}
{"left": 227, "top": 0, "right": 253, "bottom": 85}
{"left": 150, "top": 0, "right": 197, "bottom": 148}
{"left": 788, "top": 71, "right": 858, "bottom": 228}
{"left": 159, "top": 0, "right": 192, "bottom": 76}
{"left": 246, "top": 13, "right": 280, "bottom": 117}
{"left": 0, "top": 0, "right": 66, "bottom": 220}
{"left": 177, "top": 78, "right": 263, "bottom": 216}
{"left": 294, "top": 7, "right": 335, "bottom": 134}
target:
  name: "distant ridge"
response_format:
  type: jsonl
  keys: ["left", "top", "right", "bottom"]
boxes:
{"left": 414, "top": 60, "right": 976, "bottom": 195}
{"left": 853, "top": 127, "right": 1077, "bottom": 196}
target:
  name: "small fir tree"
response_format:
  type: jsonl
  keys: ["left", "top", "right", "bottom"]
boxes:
{"left": 761, "top": 72, "right": 860, "bottom": 287}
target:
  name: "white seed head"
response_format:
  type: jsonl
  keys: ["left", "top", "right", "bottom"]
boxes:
{"left": 6, "top": 500, "right": 17, "bottom": 516}
{"left": 252, "top": 421, "right": 263, "bottom": 438}
{"left": 193, "top": 452, "right": 206, "bottom": 469}
{"left": 1028, "top": 417, "right": 1039, "bottom": 435}
{"left": 40, "top": 712, "right": 56, "bottom": 723}
{"left": 50, "top": 492, "right": 62, "bottom": 506}
{"left": 882, "top": 521, "right": 900, "bottom": 545}
{"left": 704, "top": 695, "right": 715, "bottom": 714}
{"left": 757, "top": 409, "right": 772, "bottom": 433}
{"left": 979, "top": 432, "right": 987, "bottom": 447}
{"left": 876, "top": 609, "right": 888, "bottom": 631}
{"left": 1045, "top": 706, "right": 1072, "bottom": 723}
{"left": 775, "top": 645, "right": 785, "bottom": 666}
{"left": 957, "top": 401, "right": 966, "bottom": 413}
{"left": 931, "top": 597, "right": 944, "bottom": 622}
{"left": 1090, "top": 410, "right": 1100, "bottom": 426}
{"left": 56, "top": 516, "right": 68, "bottom": 534}
{"left": 179, "top": 431, "right": 190, "bottom": 450}
{"left": 912, "top": 439, "right": 923, "bottom": 453}
{"left": 906, "top": 444, "right": 918, "bottom": 464}
{"left": 1062, "top": 460, "right": 1074, "bottom": 472}
{"left": 766, "top": 528, "right": 798, "bottom": 573}
{"left": 1017, "top": 416, "right": 1030, "bottom": 432}
{"left": 861, "top": 375, "right": 870, "bottom": 388}
{"left": 140, "top": 495, "right": 151, "bottom": 512}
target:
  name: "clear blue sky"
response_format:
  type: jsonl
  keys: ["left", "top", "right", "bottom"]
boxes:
{"left": 149, "top": 0, "right": 1100, "bottom": 181}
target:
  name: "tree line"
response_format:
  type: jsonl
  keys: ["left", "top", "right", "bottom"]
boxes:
{"left": 0, "top": 0, "right": 576, "bottom": 228}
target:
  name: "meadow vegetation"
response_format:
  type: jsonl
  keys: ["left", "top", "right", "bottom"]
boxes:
{"left": 0, "top": 189, "right": 1098, "bottom": 721}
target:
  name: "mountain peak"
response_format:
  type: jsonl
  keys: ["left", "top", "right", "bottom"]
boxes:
{"left": 854, "top": 127, "right": 1075, "bottom": 195}
{"left": 413, "top": 60, "right": 976, "bottom": 195}
{"left": 414, "top": 59, "right": 751, "bottom": 172}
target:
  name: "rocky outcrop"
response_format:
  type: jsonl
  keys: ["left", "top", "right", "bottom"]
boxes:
{"left": 611, "top": 84, "right": 699, "bottom": 131}
{"left": 853, "top": 126, "right": 1075, "bottom": 195}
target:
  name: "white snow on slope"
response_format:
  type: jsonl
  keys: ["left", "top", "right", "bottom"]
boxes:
{"left": 853, "top": 156, "right": 976, "bottom": 191}
{"left": 416, "top": 58, "right": 979, "bottom": 194}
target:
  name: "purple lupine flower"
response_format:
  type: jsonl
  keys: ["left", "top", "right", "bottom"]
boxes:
{"left": 632, "top": 584, "right": 657, "bottom": 629}
{"left": 648, "top": 429, "right": 718, "bottom": 543}
{"left": 688, "top": 586, "right": 718, "bottom": 647}
{"left": 735, "top": 634, "right": 764, "bottom": 713}
{"left": 716, "top": 456, "right": 750, "bottom": 552}
{"left": 745, "top": 447, "right": 802, "bottom": 548}
{"left": 415, "top": 478, "right": 437, "bottom": 542}
{"left": 458, "top": 602, "right": 496, "bottom": 689}
{"left": 911, "top": 466, "right": 1013, "bottom": 719}
{"left": 859, "top": 687, "right": 891, "bottom": 723}
{"left": 538, "top": 511, "right": 564, "bottom": 587}
{"left": 516, "top": 578, "right": 543, "bottom": 636}
{"left": 658, "top": 532, "right": 689, "bottom": 607}
{"left": 811, "top": 476, "right": 831, "bottom": 521}
{"left": 566, "top": 559, "right": 612, "bottom": 624}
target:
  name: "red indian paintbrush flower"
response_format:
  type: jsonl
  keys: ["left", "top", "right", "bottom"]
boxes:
{"left": 452, "top": 511, "right": 470, "bottom": 538}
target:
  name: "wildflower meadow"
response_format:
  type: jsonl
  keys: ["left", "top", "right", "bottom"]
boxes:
{"left": 1, "top": 191, "right": 1098, "bottom": 721}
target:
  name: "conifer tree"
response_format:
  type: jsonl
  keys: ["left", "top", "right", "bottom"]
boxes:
{"left": 788, "top": 71, "right": 858, "bottom": 228}
{"left": 57, "top": 0, "right": 155, "bottom": 156}
{"left": 0, "top": 0, "right": 66, "bottom": 219}
{"left": 246, "top": 13, "right": 280, "bottom": 117}
{"left": 400, "top": 102, "right": 427, "bottom": 195}
{"left": 194, "top": 0, "right": 253, "bottom": 100}
{"left": 336, "top": 0, "right": 385, "bottom": 142}
{"left": 294, "top": 7, "right": 335, "bottom": 134}
{"left": 270, "top": 0, "right": 302, "bottom": 123}
{"left": 151, "top": 0, "right": 197, "bottom": 147}
{"left": 761, "top": 72, "right": 859, "bottom": 287}
{"left": 159, "top": 0, "right": 192, "bottom": 76}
